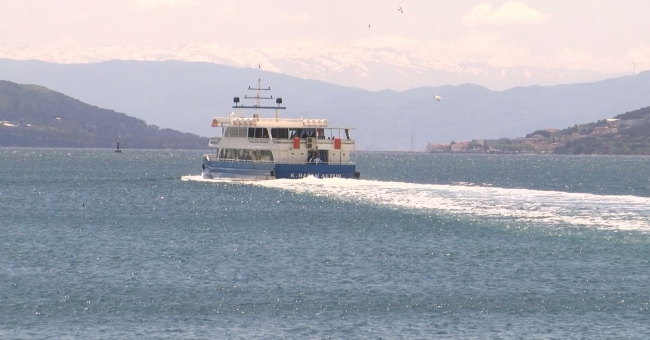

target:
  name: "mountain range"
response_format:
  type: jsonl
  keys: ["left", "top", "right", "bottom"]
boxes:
{"left": 0, "top": 45, "right": 619, "bottom": 91}
{"left": 0, "top": 58, "right": 649, "bottom": 151}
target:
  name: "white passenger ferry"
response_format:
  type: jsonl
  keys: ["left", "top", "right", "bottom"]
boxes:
{"left": 202, "top": 80, "right": 360, "bottom": 180}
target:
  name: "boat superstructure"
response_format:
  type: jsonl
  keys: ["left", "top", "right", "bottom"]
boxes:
{"left": 202, "top": 80, "right": 359, "bottom": 180}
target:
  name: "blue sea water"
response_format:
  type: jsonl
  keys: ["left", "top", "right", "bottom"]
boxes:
{"left": 1, "top": 148, "right": 650, "bottom": 339}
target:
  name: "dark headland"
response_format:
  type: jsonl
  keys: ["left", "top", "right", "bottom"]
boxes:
{"left": 0, "top": 80, "right": 207, "bottom": 149}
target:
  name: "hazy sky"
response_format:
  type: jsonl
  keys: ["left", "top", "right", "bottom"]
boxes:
{"left": 1, "top": 0, "right": 648, "bottom": 74}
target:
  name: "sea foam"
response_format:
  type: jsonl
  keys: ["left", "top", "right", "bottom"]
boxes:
{"left": 183, "top": 175, "right": 650, "bottom": 231}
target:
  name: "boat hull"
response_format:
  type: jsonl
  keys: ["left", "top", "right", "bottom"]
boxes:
{"left": 202, "top": 159, "right": 359, "bottom": 180}
{"left": 202, "top": 160, "right": 275, "bottom": 180}
{"left": 273, "top": 164, "right": 358, "bottom": 179}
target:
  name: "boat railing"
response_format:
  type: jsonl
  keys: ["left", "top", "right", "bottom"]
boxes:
{"left": 212, "top": 116, "right": 349, "bottom": 128}
{"left": 254, "top": 117, "right": 305, "bottom": 124}
{"left": 248, "top": 138, "right": 270, "bottom": 143}
{"left": 272, "top": 138, "right": 355, "bottom": 144}
{"left": 203, "top": 154, "right": 354, "bottom": 165}
{"left": 215, "top": 117, "right": 309, "bottom": 126}
{"left": 203, "top": 156, "right": 275, "bottom": 164}
{"left": 208, "top": 138, "right": 355, "bottom": 146}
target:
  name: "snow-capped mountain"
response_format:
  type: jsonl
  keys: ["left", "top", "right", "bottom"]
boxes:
{"left": 0, "top": 44, "right": 618, "bottom": 91}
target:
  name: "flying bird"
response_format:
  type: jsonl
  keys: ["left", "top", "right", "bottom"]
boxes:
{"left": 397, "top": 6, "right": 403, "bottom": 14}
{"left": 368, "top": 24, "right": 371, "bottom": 28}
{"left": 435, "top": 95, "right": 442, "bottom": 101}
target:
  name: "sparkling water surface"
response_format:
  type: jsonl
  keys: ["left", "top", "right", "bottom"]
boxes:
{"left": 1, "top": 149, "right": 649, "bottom": 339}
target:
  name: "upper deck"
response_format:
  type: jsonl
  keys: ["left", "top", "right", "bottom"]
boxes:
{"left": 211, "top": 115, "right": 354, "bottom": 130}
{"left": 210, "top": 79, "right": 355, "bottom": 131}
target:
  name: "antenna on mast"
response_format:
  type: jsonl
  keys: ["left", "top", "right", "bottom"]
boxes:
{"left": 245, "top": 79, "right": 272, "bottom": 107}
{"left": 233, "top": 79, "right": 286, "bottom": 113}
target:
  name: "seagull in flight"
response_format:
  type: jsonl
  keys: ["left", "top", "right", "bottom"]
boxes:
{"left": 397, "top": 6, "right": 403, "bottom": 14}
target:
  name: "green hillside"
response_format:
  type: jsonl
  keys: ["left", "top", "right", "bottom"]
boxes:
{"left": 552, "top": 106, "right": 650, "bottom": 155}
{"left": 0, "top": 80, "right": 208, "bottom": 149}
{"left": 428, "top": 105, "right": 650, "bottom": 155}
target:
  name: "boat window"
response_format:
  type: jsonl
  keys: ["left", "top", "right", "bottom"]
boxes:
{"left": 248, "top": 128, "right": 269, "bottom": 139}
{"left": 271, "top": 128, "right": 289, "bottom": 139}
{"left": 219, "top": 148, "right": 274, "bottom": 162}
{"left": 225, "top": 127, "right": 247, "bottom": 137}
{"left": 298, "top": 128, "right": 315, "bottom": 138}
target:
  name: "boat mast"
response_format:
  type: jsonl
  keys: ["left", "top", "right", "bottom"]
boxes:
{"left": 256, "top": 79, "right": 261, "bottom": 107}
{"left": 246, "top": 79, "right": 272, "bottom": 109}
{"left": 232, "top": 79, "right": 287, "bottom": 119}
